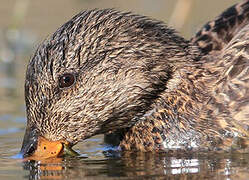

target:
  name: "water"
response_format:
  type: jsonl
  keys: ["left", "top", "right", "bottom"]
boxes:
{"left": 1, "top": 0, "right": 248, "bottom": 179}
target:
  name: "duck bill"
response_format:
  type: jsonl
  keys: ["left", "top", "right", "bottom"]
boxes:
{"left": 30, "top": 136, "right": 64, "bottom": 159}
{"left": 20, "top": 128, "right": 65, "bottom": 159}
{"left": 20, "top": 127, "right": 39, "bottom": 158}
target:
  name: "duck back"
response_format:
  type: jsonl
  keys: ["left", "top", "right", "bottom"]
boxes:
{"left": 191, "top": 0, "right": 249, "bottom": 55}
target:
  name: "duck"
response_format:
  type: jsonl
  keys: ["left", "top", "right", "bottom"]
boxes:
{"left": 21, "top": 0, "right": 249, "bottom": 159}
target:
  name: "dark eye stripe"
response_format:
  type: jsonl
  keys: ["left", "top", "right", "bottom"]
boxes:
{"left": 59, "top": 73, "right": 75, "bottom": 88}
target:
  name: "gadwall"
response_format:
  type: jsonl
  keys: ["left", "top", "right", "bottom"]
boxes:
{"left": 21, "top": 0, "right": 249, "bottom": 158}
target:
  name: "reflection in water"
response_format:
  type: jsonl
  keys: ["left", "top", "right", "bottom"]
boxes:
{"left": 167, "top": 158, "right": 199, "bottom": 174}
{"left": 22, "top": 152, "right": 249, "bottom": 179}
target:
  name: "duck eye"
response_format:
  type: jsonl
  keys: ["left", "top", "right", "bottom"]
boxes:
{"left": 58, "top": 73, "right": 75, "bottom": 88}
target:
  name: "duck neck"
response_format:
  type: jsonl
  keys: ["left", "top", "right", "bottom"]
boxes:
{"left": 105, "top": 64, "right": 219, "bottom": 151}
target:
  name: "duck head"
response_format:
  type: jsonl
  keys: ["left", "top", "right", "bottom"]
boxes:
{"left": 21, "top": 9, "right": 198, "bottom": 158}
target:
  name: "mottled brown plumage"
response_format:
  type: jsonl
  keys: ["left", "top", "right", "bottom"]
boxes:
{"left": 191, "top": 0, "right": 249, "bottom": 55}
{"left": 21, "top": 1, "right": 249, "bottom": 157}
